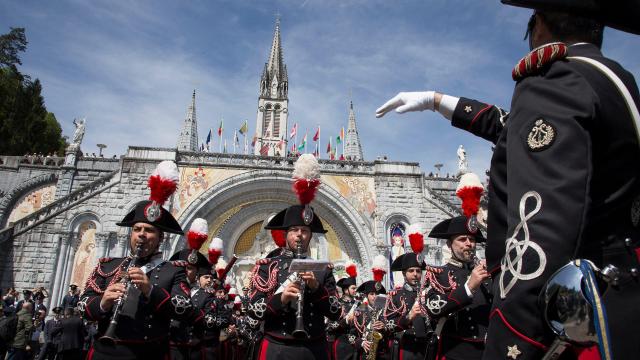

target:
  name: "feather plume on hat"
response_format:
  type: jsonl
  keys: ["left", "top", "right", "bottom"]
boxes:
{"left": 208, "top": 237, "right": 223, "bottom": 265}
{"left": 145, "top": 160, "right": 180, "bottom": 222}
{"left": 407, "top": 223, "right": 425, "bottom": 254}
{"left": 345, "top": 260, "right": 357, "bottom": 278}
{"left": 372, "top": 254, "right": 387, "bottom": 283}
{"left": 456, "top": 173, "right": 484, "bottom": 218}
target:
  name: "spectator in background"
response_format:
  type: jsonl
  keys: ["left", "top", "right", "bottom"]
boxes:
{"left": 61, "top": 285, "right": 79, "bottom": 310}
{"left": 37, "top": 307, "right": 62, "bottom": 360}
{"left": 7, "top": 302, "right": 34, "bottom": 360}
{"left": 2, "top": 288, "right": 18, "bottom": 316}
{"left": 52, "top": 308, "right": 85, "bottom": 360}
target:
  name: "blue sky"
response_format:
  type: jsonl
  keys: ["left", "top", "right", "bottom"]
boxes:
{"left": 2, "top": 0, "right": 639, "bottom": 176}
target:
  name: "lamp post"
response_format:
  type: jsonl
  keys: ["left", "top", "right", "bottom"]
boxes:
{"left": 97, "top": 144, "right": 107, "bottom": 157}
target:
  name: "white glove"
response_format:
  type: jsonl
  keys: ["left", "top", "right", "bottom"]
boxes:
{"left": 375, "top": 91, "right": 435, "bottom": 118}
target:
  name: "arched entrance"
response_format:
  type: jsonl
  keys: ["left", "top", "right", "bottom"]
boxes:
{"left": 172, "top": 169, "right": 377, "bottom": 289}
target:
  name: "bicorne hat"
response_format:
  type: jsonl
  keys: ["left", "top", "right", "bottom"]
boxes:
{"left": 501, "top": 0, "right": 640, "bottom": 35}
{"left": 427, "top": 216, "right": 486, "bottom": 243}
{"left": 390, "top": 253, "right": 426, "bottom": 272}
{"left": 264, "top": 205, "right": 327, "bottom": 233}
{"left": 356, "top": 280, "right": 386, "bottom": 295}
{"left": 117, "top": 200, "right": 183, "bottom": 235}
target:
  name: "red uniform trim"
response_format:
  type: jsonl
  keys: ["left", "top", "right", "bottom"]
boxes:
{"left": 447, "top": 292, "right": 461, "bottom": 306}
{"left": 258, "top": 338, "right": 270, "bottom": 360}
{"left": 87, "top": 346, "right": 95, "bottom": 360}
{"left": 468, "top": 104, "right": 492, "bottom": 130}
{"left": 155, "top": 288, "right": 171, "bottom": 311}
{"left": 84, "top": 296, "right": 97, "bottom": 320}
{"left": 490, "top": 309, "right": 548, "bottom": 350}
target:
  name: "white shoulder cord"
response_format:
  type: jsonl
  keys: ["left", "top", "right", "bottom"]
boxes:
{"left": 568, "top": 56, "right": 640, "bottom": 144}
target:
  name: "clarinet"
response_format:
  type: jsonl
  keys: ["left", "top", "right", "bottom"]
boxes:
{"left": 99, "top": 242, "right": 143, "bottom": 345}
{"left": 292, "top": 238, "right": 309, "bottom": 339}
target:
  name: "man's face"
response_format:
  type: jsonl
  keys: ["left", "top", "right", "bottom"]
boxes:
{"left": 286, "top": 226, "right": 312, "bottom": 252}
{"left": 367, "top": 292, "right": 377, "bottom": 305}
{"left": 199, "top": 274, "right": 213, "bottom": 289}
{"left": 347, "top": 285, "right": 357, "bottom": 297}
{"left": 404, "top": 267, "right": 422, "bottom": 286}
{"left": 130, "top": 223, "right": 162, "bottom": 258}
{"left": 449, "top": 235, "right": 476, "bottom": 263}
{"left": 185, "top": 265, "right": 197, "bottom": 284}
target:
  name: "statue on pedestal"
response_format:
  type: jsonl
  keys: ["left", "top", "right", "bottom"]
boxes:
{"left": 457, "top": 145, "right": 468, "bottom": 174}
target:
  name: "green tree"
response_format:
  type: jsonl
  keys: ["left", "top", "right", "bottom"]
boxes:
{"left": 0, "top": 27, "right": 68, "bottom": 156}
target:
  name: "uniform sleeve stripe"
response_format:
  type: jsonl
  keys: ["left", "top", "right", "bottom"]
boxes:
{"left": 469, "top": 104, "right": 492, "bottom": 130}
{"left": 490, "top": 308, "right": 548, "bottom": 350}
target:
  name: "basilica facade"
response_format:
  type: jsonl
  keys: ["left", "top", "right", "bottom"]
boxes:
{"left": 0, "top": 20, "right": 468, "bottom": 310}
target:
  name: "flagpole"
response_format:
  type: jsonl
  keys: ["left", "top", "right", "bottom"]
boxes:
{"left": 318, "top": 125, "right": 321, "bottom": 159}
{"left": 342, "top": 128, "right": 345, "bottom": 160}
{"left": 218, "top": 119, "right": 223, "bottom": 153}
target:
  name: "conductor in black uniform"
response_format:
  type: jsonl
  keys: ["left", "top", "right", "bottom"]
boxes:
{"left": 79, "top": 200, "right": 191, "bottom": 359}
{"left": 376, "top": 1, "right": 640, "bottom": 358}
{"left": 424, "top": 216, "right": 491, "bottom": 360}
{"left": 248, "top": 204, "right": 342, "bottom": 360}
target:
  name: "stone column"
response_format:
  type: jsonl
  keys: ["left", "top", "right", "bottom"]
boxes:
{"left": 49, "top": 231, "right": 71, "bottom": 309}
{"left": 116, "top": 233, "right": 129, "bottom": 257}
{"left": 94, "top": 232, "right": 110, "bottom": 260}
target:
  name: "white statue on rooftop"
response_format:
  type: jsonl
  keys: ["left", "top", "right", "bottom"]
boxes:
{"left": 457, "top": 145, "right": 468, "bottom": 174}
{"left": 72, "top": 118, "right": 86, "bottom": 145}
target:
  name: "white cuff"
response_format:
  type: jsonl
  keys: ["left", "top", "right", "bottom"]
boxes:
{"left": 438, "top": 95, "right": 459, "bottom": 120}
{"left": 464, "top": 280, "right": 474, "bottom": 298}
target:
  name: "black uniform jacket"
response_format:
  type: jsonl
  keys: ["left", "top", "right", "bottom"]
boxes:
{"left": 247, "top": 250, "right": 342, "bottom": 341}
{"left": 451, "top": 43, "right": 640, "bottom": 359}
{"left": 423, "top": 261, "right": 491, "bottom": 359}
{"left": 79, "top": 254, "right": 191, "bottom": 344}
{"left": 384, "top": 283, "right": 429, "bottom": 339}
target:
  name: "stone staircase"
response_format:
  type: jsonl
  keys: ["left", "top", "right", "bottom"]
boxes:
{"left": 0, "top": 170, "right": 121, "bottom": 243}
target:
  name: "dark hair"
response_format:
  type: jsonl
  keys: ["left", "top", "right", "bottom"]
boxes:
{"left": 531, "top": 11, "right": 604, "bottom": 48}
{"left": 64, "top": 307, "right": 74, "bottom": 317}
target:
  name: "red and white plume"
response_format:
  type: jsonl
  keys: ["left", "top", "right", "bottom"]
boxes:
{"left": 233, "top": 296, "right": 242, "bottom": 310}
{"left": 148, "top": 160, "right": 180, "bottom": 205}
{"left": 372, "top": 254, "right": 387, "bottom": 283}
{"left": 292, "top": 154, "right": 321, "bottom": 205}
{"left": 345, "top": 260, "right": 357, "bottom": 279}
{"left": 187, "top": 218, "right": 208, "bottom": 251}
{"left": 208, "top": 237, "right": 223, "bottom": 265}
{"left": 215, "top": 258, "right": 227, "bottom": 279}
{"left": 407, "top": 223, "right": 425, "bottom": 254}
{"left": 270, "top": 230, "right": 286, "bottom": 248}
{"left": 228, "top": 287, "right": 237, "bottom": 300}
{"left": 456, "top": 173, "right": 485, "bottom": 218}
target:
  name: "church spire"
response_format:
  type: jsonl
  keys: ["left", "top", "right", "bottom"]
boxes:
{"left": 177, "top": 90, "right": 199, "bottom": 152}
{"left": 344, "top": 100, "right": 364, "bottom": 161}
{"left": 254, "top": 17, "right": 289, "bottom": 156}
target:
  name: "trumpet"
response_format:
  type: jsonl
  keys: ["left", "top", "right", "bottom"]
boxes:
{"left": 99, "top": 242, "right": 143, "bottom": 345}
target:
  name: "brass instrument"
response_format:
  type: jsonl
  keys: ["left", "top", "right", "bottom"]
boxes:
{"left": 365, "top": 295, "right": 386, "bottom": 360}
{"left": 99, "top": 242, "right": 143, "bottom": 345}
{"left": 292, "top": 237, "right": 308, "bottom": 339}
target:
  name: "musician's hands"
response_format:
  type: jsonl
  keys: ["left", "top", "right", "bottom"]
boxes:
{"left": 373, "top": 320, "right": 384, "bottom": 331}
{"left": 362, "top": 340, "right": 372, "bottom": 352}
{"left": 375, "top": 91, "right": 438, "bottom": 117}
{"left": 467, "top": 260, "right": 490, "bottom": 292}
{"left": 100, "top": 283, "right": 126, "bottom": 312}
{"left": 299, "top": 271, "right": 319, "bottom": 290}
{"left": 128, "top": 267, "right": 152, "bottom": 297}
{"left": 407, "top": 300, "right": 422, "bottom": 321}
{"left": 346, "top": 312, "right": 355, "bottom": 324}
{"left": 281, "top": 281, "right": 302, "bottom": 305}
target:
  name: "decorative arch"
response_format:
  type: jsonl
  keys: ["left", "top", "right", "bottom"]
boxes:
{"left": 172, "top": 170, "right": 376, "bottom": 271}
{"left": 0, "top": 173, "right": 58, "bottom": 228}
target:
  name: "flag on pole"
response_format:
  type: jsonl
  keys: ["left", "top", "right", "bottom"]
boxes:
{"left": 205, "top": 129, "right": 212, "bottom": 151}
{"left": 290, "top": 123, "right": 298, "bottom": 139}
{"left": 313, "top": 126, "right": 320, "bottom": 142}
{"left": 313, "top": 143, "right": 319, "bottom": 157}
{"left": 218, "top": 120, "right": 224, "bottom": 137}
{"left": 297, "top": 133, "right": 307, "bottom": 152}
{"left": 234, "top": 130, "right": 239, "bottom": 145}
{"left": 200, "top": 143, "right": 205, "bottom": 152}
{"left": 326, "top": 138, "right": 332, "bottom": 154}
{"left": 340, "top": 154, "right": 345, "bottom": 161}
{"left": 260, "top": 143, "right": 270, "bottom": 156}
{"left": 223, "top": 139, "right": 227, "bottom": 153}
{"left": 239, "top": 120, "right": 248, "bottom": 135}
{"left": 251, "top": 133, "right": 258, "bottom": 147}
{"left": 336, "top": 127, "right": 344, "bottom": 144}
{"left": 277, "top": 136, "right": 285, "bottom": 148}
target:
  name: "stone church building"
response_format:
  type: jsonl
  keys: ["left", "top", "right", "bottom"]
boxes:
{"left": 0, "top": 19, "right": 471, "bottom": 309}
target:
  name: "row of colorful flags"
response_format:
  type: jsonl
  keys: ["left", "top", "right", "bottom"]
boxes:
{"left": 199, "top": 120, "right": 347, "bottom": 160}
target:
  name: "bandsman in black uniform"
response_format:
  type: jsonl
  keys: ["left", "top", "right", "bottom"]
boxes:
{"left": 79, "top": 160, "right": 192, "bottom": 359}
{"left": 351, "top": 280, "right": 387, "bottom": 360}
{"left": 327, "top": 262, "right": 358, "bottom": 360}
{"left": 376, "top": 1, "right": 640, "bottom": 358}
{"left": 383, "top": 253, "right": 429, "bottom": 360}
{"left": 423, "top": 216, "right": 492, "bottom": 360}
{"left": 247, "top": 154, "right": 342, "bottom": 360}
